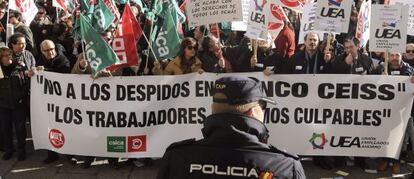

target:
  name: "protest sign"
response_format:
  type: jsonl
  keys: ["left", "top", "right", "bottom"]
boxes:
{"left": 315, "top": 0, "right": 352, "bottom": 33}
{"left": 246, "top": 0, "right": 269, "bottom": 40}
{"left": 31, "top": 72, "right": 413, "bottom": 159}
{"left": 355, "top": 0, "right": 371, "bottom": 48}
{"left": 369, "top": 4, "right": 408, "bottom": 53}
{"left": 298, "top": 2, "right": 326, "bottom": 44}
{"left": 186, "top": 0, "right": 243, "bottom": 28}
{"left": 231, "top": 0, "right": 250, "bottom": 31}
{"left": 390, "top": 0, "right": 414, "bottom": 36}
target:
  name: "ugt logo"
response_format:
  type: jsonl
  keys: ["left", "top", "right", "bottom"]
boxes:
{"left": 309, "top": 133, "right": 328, "bottom": 149}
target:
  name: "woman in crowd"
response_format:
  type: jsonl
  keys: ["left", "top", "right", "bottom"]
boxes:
{"left": 152, "top": 37, "right": 203, "bottom": 75}
{"left": 0, "top": 47, "right": 29, "bottom": 161}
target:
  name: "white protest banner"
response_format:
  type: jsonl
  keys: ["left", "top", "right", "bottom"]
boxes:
{"left": 31, "top": 72, "right": 413, "bottom": 159}
{"left": 390, "top": 0, "right": 414, "bottom": 36}
{"left": 272, "top": 0, "right": 305, "bottom": 13}
{"left": 186, "top": 0, "right": 243, "bottom": 28}
{"left": 298, "top": 2, "right": 326, "bottom": 44}
{"left": 369, "top": 4, "right": 408, "bottom": 53}
{"left": 231, "top": 0, "right": 250, "bottom": 31}
{"left": 246, "top": 0, "right": 269, "bottom": 40}
{"left": 315, "top": 0, "right": 352, "bottom": 33}
{"left": 355, "top": 0, "right": 371, "bottom": 48}
{"left": 9, "top": 0, "right": 39, "bottom": 25}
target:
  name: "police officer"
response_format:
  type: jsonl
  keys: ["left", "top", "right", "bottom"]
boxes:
{"left": 157, "top": 76, "right": 305, "bottom": 179}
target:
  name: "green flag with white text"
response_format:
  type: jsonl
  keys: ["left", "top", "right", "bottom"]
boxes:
{"left": 150, "top": 0, "right": 183, "bottom": 60}
{"left": 92, "top": 0, "right": 115, "bottom": 32}
{"left": 80, "top": 14, "right": 118, "bottom": 75}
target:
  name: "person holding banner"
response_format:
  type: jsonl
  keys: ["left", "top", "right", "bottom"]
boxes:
{"left": 376, "top": 52, "right": 414, "bottom": 174}
{"left": 152, "top": 37, "right": 204, "bottom": 75}
{"left": 39, "top": 40, "right": 70, "bottom": 73}
{"left": 157, "top": 76, "right": 305, "bottom": 179}
{"left": 287, "top": 32, "right": 332, "bottom": 74}
{"left": 0, "top": 47, "right": 30, "bottom": 161}
{"left": 331, "top": 37, "right": 375, "bottom": 74}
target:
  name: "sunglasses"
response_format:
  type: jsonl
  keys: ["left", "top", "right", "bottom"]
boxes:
{"left": 186, "top": 45, "right": 197, "bottom": 50}
{"left": 407, "top": 50, "right": 414, "bottom": 53}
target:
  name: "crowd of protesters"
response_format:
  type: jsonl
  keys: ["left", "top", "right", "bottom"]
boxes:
{"left": 0, "top": 0, "right": 413, "bottom": 175}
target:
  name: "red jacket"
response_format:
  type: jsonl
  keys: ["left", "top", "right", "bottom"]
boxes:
{"left": 273, "top": 25, "right": 296, "bottom": 59}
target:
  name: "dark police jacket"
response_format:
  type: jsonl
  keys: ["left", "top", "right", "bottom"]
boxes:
{"left": 157, "top": 113, "right": 306, "bottom": 179}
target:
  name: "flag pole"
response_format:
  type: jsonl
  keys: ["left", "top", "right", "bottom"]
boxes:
{"left": 145, "top": 19, "right": 153, "bottom": 70}
{"left": 5, "top": 1, "right": 10, "bottom": 45}
{"left": 145, "top": 0, "right": 159, "bottom": 71}
{"left": 384, "top": 49, "right": 389, "bottom": 75}
{"left": 56, "top": 7, "right": 60, "bottom": 23}
{"left": 141, "top": 31, "right": 158, "bottom": 62}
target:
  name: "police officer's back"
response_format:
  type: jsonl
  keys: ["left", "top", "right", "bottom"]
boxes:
{"left": 157, "top": 76, "right": 306, "bottom": 179}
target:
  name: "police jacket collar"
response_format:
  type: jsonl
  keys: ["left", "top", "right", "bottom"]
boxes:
{"left": 202, "top": 113, "right": 270, "bottom": 145}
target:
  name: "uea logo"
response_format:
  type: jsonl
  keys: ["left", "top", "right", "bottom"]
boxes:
{"left": 310, "top": 133, "right": 362, "bottom": 149}
{"left": 309, "top": 133, "right": 328, "bottom": 149}
{"left": 251, "top": 0, "right": 267, "bottom": 24}
{"left": 49, "top": 129, "right": 65, "bottom": 149}
{"left": 253, "top": 0, "right": 267, "bottom": 11}
{"left": 328, "top": 0, "right": 343, "bottom": 7}
{"left": 321, "top": 0, "right": 345, "bottom": 18}
{"left": 376, "top": 22, "right": 401, "bottom": 39}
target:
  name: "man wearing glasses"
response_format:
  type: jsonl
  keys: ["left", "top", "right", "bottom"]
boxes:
{"left": 39, "top": 40, "right": 70, "bottom": 73}
{"left": 157, "top": 76, "right": 305, "bottom": 179}
{"left": 403, "top": 43, "right": 414, "bottom": 67}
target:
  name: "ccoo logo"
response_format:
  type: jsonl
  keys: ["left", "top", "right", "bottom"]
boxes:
{"left": 309, "top": 133, "right": 328, "bottom": 149}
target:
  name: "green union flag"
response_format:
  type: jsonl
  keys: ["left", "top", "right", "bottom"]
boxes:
{"left": 80, "top": 14, "right": 118, "bottom": 75}
{"left": 92, "top": 0, "right": 116, "bottom": 32}
{"left": 151, "top": 0, "right": 183, "bottom": 60}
